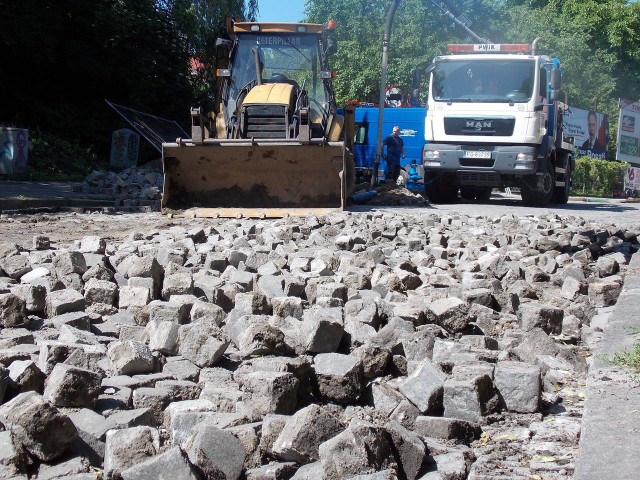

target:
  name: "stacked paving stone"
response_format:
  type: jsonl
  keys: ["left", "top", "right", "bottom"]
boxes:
{"left": 81, "top": 162, "right": 164, "bottom": 209}
{"left": 0, "top": 211, "right": 638, "bottom": 479}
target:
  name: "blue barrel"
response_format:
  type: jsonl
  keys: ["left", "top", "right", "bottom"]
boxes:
{"left": 351, "top": 190, "right": 378, "bottom": 204}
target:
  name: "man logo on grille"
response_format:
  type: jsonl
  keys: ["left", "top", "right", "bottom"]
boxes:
{"left": 466, "top": 120, "right": 492, "bottom": 130}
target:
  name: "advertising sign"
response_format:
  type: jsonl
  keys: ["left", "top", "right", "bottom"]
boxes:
{"left": 624, "top": 166, "right": 640, "bottom": 191}
{"left": 563, "top": 107, "right": 609, "bottom": 159}
{"left": 617, "top": 99, "right": 640, "bottom": 166}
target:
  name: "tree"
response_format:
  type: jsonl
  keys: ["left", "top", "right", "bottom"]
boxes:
{"left": 0, "top": 0, "right": 257, "bottom": 158}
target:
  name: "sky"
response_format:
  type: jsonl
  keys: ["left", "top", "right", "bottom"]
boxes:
{"left": 256, "top": 0, "right": 307, "bottom": 22}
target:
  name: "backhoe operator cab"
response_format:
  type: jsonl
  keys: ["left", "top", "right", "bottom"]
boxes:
{"left": 216, "top": 22, "right": 342, "bottom": 142}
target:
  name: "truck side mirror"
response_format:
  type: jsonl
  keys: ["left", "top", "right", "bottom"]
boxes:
{"left": 425, "top": 63, "right": 436, "bottom": 75}
{"left": 550, "top": 69, "right": 561, "bottom": 90}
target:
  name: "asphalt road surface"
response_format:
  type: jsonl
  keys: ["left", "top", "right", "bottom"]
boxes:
{"left": 352, "top": 192, "right": 640, "bottom": 227}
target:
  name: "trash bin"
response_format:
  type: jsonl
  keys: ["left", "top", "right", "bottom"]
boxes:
{"left": 0, "top": 128, "right": 29, "bottom": 174}
{"left": 110, "top": 128, "right": 140, "bottom": 169}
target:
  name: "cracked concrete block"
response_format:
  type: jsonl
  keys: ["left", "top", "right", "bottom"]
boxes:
{"left": 120, "top": 446, "right": 200, "bottom": 480}
{"left": 300, "top": 307, "right": 344, "bottom": 354}
{"left": 45, "top": 289, "right": 86, "bottom": 317}
{"left": 104, "top": 426, "right": 160, "bottom": 480}
{"left": 272, "top": 404, "right": 342, "bottom": 464}
{"left": 53, "top": 251, "right": 87, "bottom": 276}
{"left": 443, "top": 370, "right": 498, "bottom": 422}
{"left": 178, "top": 321, "right": 230, "bottom": 368}
{"left": 161, "top": 271, "right": 194, "bottom": 300}
{"left": 494, "top": 361, "right": 541, "bottom": 413}
{"left": 43, "top": 363, "right": 103, "bottom": 408}
{"left": 226, "top": 314, "right": 286, "bottom": 358}
{"left": 118, "top": 286, "right": 151, "bottom": 309}
{"left": 108, "top": 340, "right": 155, "bottom": 375}
{"left": 313, "top": 352, "right": 363, "bottom": 404}
{"left": 1, "top": 254, "right": 31, "bottom": 280}
{"left": 145, "top": 319, "right": 180, "bottom": 355}
{"left": 399, "top": 358, "right": 447, "bottom": 414}
{"left": 319, "top": 420, "right": 393, "bottom": 479}
{"left": 385, "top": 420, "right": 426, "bottom": 480}
{"left": 0, "top": 391, "right": 77, "bottom": 462}
{"left": 0, "top": 293, "right": 28, "bottom": 327}
{"left": 6, "top": 360, "right": 45, "bottom": 397}
{"left": 184, "top": 421, "right": 246, "bottom": 480}
{"left": 84, "top": 278, "right": 118, "bottom": 306}
{"left": 413, "top": 416, "right": 481, "bottom": 444}
{"left": 517, "top": 301, "right": 563, "bottom": 334}
{"left": 235, "top": 370, "right": 299, "bottom": 415}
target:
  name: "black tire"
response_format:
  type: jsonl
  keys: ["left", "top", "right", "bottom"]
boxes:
{"left": 474, "top": 186, "right": 492, "bottom": 201}
{"left": 554, "top": 155, "right": 571, "bottom": 204}
{"left": 425, "top": 172, "right": 458, "bottom": 203}
{"left": 520, "top": 157, "right": 555, "bottom": 206}
{"left": 460, "top": 186, "right": 475, "bottom": 200}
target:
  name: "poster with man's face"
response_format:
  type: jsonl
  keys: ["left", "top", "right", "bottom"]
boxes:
{"left": 563, "top": 107, "right": 609, "bottom": 159}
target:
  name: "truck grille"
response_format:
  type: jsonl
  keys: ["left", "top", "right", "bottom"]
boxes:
{"left": 242, "top": 105, "right": 288, "bottom": 139}
{"left": 458, "top": 170, "right": 501, "bottom": 187}
{"left": 444, "top": 117, "right": 515, "bottom": 136}
{"left": 460, "top": 158, "right": 495, "bottom": 168}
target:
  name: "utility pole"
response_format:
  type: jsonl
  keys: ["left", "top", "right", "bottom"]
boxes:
{"left": 372, "top": 0, "right": 401, "bottom": 189}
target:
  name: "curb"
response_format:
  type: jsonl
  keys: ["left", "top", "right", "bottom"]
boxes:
{"left": 574, "top": 251, "right": 640, "bottom": 479}
{"left": 0, "top": 197, "right": 116, "bottom": 212}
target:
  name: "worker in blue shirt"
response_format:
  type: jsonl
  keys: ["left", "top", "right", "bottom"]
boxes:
{"left": 382, "top": 125, "right": 405, "bottom": 182}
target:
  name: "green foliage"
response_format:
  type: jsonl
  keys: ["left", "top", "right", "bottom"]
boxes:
{"left": 0, "top": 0, "right": 256, "bottom": 178}
{"left": 306, "top": 0, "right": 640, "bottom": 156}
{"left": 572, "top": 156, "right": 628, "bottom": 197}
{"left": 611, "top": 341, "right": 640, "bottom": 374}
{"left": 25, "top": 132, "right": 102, "bottom": 181}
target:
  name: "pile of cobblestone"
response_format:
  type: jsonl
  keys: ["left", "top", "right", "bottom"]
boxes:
{"left": 0, "top": 211, "right": 638, "bottom": 479}
{"left": 81, "top": 162, "right": 163, "bottom": 210}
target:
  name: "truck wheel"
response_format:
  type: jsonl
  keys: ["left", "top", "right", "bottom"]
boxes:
{"left": 554, "top": 159, "right": 571, "bottom": 204}
{"left": 425, "top": 173, "right": 457, "bottom": 203}
{"left": 474, "top": 187, "right": 492, "bottom": 201}
{"left": 520, "top": 157, "right": 555, "bottom": 206}
{"left": 460, "top": 186, "right": 475, "bottom": 200}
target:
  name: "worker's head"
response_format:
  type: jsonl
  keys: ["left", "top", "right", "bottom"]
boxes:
{"left": 587, "top": 111, "right": 597, "bottom": 137}
{"left": 392, "top": 126, "right": 400, "bottom": 136}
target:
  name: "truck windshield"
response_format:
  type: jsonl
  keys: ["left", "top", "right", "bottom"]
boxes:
{"left": 432, "top": 59, "right": 536, "bottom": 103}
{"left": 226, "top": 33, "right": 330, "bottom": 118}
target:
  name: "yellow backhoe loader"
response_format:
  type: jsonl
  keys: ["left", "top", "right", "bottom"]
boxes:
{"left": 161, "top": 21, "right": 355, "bottom": 218}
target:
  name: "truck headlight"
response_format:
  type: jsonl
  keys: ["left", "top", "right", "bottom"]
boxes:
{"left": 515, "top": 152, "right": 535, "bottom": 170}
{"left": 423, "top": 150, "right": 441, "bottom": 166}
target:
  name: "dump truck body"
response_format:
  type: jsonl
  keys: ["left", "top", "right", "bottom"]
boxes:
{"left": 161, "top": 21, "right": 354, "bottom": 217}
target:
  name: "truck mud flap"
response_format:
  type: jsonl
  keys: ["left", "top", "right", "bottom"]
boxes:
{"left": 161, "top": 139, "right": 352, "bottom": 218}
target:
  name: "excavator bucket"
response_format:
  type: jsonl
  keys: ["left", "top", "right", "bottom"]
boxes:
{"left": 161, "top": 138, "right": 352, "bottom": 218}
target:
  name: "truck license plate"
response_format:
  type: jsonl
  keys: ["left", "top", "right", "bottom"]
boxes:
{"left": 464, "top": 150, "right": 491, "bottom": 159}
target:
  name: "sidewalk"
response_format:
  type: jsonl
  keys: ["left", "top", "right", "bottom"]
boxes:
{"left": 0, "top": 181, "right": 115, "bottom": 211}
{"left": 574, "top": 252, "right": 640, "bottom": 479}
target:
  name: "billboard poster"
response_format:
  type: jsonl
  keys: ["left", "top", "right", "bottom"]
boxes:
{"left": 563, "top": 107, "right": 609, "bottom": 159}
{"left": 624, "top": 166, "right": 640, "bottom": 191}
{"left": 617, "top": 99, "right": 640, "bottom": 166}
